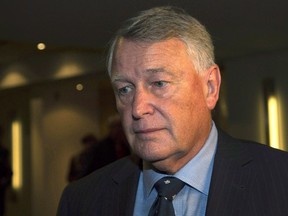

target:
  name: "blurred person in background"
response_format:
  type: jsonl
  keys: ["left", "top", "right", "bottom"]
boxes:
{"left": 92, "top": 114, "right": 130, "bottom": 170}
{"left": 0, "top": 127, "right": 12, "bottom": 216}
{"left": 67, "top": 134, "right": 99, "bottom": 182}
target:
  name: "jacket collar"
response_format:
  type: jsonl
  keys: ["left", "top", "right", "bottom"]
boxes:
{"left": 110, "top": 155, "right": 142, "bottom": 216}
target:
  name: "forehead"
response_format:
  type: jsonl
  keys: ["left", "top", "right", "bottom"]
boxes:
{"left": 111, "top": 38, "right": 192, "bottom": 73}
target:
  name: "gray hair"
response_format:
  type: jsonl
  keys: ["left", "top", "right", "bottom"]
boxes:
{"left": 107, "top": 6, "right": 215, "bottom": 75}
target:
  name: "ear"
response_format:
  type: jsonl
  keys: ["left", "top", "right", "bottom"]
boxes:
{"left": 204, "top": 65, "right": 221, "bottom": 110}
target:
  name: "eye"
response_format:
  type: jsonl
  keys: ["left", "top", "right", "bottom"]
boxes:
{"left": 153, "top": 81, "right": 167, "bottom": 88}
{"left": 118, "top": 85, "right": 133, "bottom": 95}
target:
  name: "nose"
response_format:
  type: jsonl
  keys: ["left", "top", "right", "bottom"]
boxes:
{"left": 132, "top": 88, "right": 154, "bottom": 119}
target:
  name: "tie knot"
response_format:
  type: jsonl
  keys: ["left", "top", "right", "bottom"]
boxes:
{"left": 154, "top": 177, "right": 185, "bottom": 201}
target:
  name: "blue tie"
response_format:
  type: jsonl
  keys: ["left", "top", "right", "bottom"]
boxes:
{"left": 148, "top": 177, "right": 185, "bottom": 216}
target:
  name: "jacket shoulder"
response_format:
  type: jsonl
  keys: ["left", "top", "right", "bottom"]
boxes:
{"left": 57, "top": 156, "right": 141, "bottom": 216}
{"left": 217, "top": 129, "right": 288, "bottom": 161}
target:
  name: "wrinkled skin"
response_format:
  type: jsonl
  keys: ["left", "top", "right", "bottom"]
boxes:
{"left": 111, "top": 38, "right": 221, "bottom": 174}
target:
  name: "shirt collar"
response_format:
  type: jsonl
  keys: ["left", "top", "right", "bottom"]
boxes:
{"left": 142, "top": 121, "right": 218, "bottom": 197}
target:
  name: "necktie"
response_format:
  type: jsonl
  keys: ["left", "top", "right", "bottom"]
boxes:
{"left": 148, "top": 177, "right": 185, "bottom": 216}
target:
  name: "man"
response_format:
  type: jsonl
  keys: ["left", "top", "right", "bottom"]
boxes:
{"left": 57, "top": 6, "right": 288, "bottom": 216}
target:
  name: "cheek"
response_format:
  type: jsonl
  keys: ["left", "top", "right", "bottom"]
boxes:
{"left": 116, "top": 99, "right": 130, "bottom": 118}
{"left": 171, "top": 90, "right": 206, "bottom": 131}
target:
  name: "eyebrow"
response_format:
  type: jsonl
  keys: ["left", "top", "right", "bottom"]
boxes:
{"left": 111, "top": 73, "right": 131, "bottom": 84}
{"left": 111, "top": 76, "right": 126, "bottom": 83}
{"left": 145, "top": 68, "right": 166, "bottom": 73}
{"left": 146, "top": 67, "right": 176, "bottom": 77}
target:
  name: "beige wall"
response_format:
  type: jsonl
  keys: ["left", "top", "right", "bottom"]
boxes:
{"left": 223, "top": 51, "right": 288, "bottom": 150}
{"left": 0, "top": 74, "right": 116, "bottom": 216}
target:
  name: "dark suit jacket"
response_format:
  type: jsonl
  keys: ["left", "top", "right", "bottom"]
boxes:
{"left": 57, "top": 130, "right": 288, "bottom": 216}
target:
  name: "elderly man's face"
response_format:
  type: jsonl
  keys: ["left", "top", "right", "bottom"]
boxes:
{"left": 111, "top": 38, "right": 220, "bottom": 173}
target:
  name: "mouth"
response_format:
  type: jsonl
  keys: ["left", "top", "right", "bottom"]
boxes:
{"left": 134, "top": 128, "right": 164, "bottom": 134}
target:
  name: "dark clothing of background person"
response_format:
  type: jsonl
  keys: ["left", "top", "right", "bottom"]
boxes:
{"left": 92, "top": 135, "right": 130, "bottom": 170}
{"left": 0, "top": 146, "right": 12, "bottom": 216}
{"left": 89, "top": 115, "right": 130, "bottom": 171}
{"left": 67, "top": 120, "right": 130, "bottom": 182}
{"left": 67, "top": 134, "right": 99, "bottom": 182}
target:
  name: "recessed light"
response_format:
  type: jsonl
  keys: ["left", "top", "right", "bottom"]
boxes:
{"left": 76, "top": 83, "right": 84, "bottom": 91}
{"left": 37, "top": 42, "right": 46, "bottom": 50}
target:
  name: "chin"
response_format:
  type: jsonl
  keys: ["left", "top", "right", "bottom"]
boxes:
{"left": 151, "top": 160, "right": 177, "bottom": 174}
{"left": 137, "top": 150, "right": 165, "bottom": 162}
{"left": 139, "top": 151, "right": 172, "bottom": 165}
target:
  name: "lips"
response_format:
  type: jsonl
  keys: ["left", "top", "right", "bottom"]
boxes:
{"left": 134, "top": 128, "right": 164, "bottom": 134}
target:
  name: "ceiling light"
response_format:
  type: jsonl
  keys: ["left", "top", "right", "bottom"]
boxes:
{"left": 76, "top": 83, "right": 84, "bottom": 91}
{"left": 37, "top": 42, "right": 46, "bottom": 50}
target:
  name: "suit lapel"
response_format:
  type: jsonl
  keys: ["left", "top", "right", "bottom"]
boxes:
{"left": 110, "top": 155, "right": 141, "bottom": 216}
{"left": 206, "top": 130, "right": 255, "bottom": 216}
